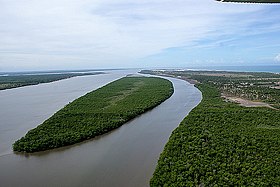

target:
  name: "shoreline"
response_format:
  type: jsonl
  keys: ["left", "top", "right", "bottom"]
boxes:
{"left": 0, "top": 72, "right": 104, "bottom": 91}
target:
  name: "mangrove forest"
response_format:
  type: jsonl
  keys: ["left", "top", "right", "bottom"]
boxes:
{"left": 144, "top": 70, "right": 280, "bottom": 186}
{"left": 13, "top": 77, "right": 174, "bottom": 153}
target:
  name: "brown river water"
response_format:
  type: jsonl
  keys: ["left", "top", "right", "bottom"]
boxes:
{"left": 0, "top": 70, "right": 201, "bottom": 187}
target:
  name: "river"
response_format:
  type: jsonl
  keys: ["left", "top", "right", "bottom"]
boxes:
{"left": 0, "top": 70, "right": 201, "bottom": 187}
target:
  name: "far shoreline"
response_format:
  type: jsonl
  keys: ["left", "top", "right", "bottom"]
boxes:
{"left": 0, "top": 72, "right": 104, "bottom": 91}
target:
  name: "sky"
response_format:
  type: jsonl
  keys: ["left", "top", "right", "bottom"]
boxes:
{"left": 0, "top": 0, "right": 279, "bottom": 71}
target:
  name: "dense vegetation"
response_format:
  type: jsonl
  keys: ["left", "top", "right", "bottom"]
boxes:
{"left": 149, "top": 71, "right": 280, "bottom": 186}
{"left": 0, "top": 72, "right": 101, "bottom": 90}
{"left": 13, "top": 77, "right": 173, "bottom": 153}
{"left": 142, "top": 70, "right": 280, "bottom": 108}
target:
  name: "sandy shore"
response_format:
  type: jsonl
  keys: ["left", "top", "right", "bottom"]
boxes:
{"left": 222, "top": 94, "right": 278, "bottom": 110}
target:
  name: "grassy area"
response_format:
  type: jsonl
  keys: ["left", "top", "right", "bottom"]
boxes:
{"left": 13, "top": 77, "right": 173, "bottom": 153}
{"left": 0, "top": 72, "right": 102, "bottom": 90}
{"left": 150, "top": 74, "right": 280, "bottom": 186}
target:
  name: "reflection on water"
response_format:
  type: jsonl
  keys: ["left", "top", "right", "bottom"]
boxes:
{"left": 0, "top": 71, "right": 201, "bottom": 187}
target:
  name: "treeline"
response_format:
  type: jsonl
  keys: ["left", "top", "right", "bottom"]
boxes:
{"left": 13, "top": 77, "right": 174, "bottom": 153}
{"left": 0, "top": 72, "right": 102, "bottom": 90}
{"left": 151, "top": 83, "right": 280, "bottom": 186}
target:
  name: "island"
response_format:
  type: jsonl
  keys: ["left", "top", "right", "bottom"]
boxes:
{"left": 13, "top": 77, "right": 174, "bottom": 153}
{"left": 141, "top": 70, "right": 280, "bottom": 186}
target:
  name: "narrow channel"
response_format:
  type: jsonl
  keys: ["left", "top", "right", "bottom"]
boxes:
{"left": 0, "top": 71, "right": 201, "bottom": 187}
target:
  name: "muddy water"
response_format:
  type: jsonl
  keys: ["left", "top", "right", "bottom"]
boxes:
{"left": 0, "top": 71, "right": 201, "bottom": 187}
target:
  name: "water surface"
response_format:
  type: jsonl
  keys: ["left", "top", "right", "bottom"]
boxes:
{"left": 0, "top": 71, "right": 201, "bottom": 187}
{"left": 0, "top": 70, "right": 134, "bottom": 156}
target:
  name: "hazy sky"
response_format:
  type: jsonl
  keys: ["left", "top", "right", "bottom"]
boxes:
{"left": 0, "top": 0, "right": 279, "bottom": 71}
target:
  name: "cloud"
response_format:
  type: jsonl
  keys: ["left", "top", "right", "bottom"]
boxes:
{"left": 275, "top": 54, "right": 280, "bottom": 62}
{"left": 0, "top": 0, "right": 277, "bottom": 70}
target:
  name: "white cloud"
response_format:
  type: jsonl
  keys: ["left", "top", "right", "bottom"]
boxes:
{"left": 0, "top": 0, "right": 269, "bottom": 70}
{"left": 275, "top": 54, "right": 280, "bottom": 62}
